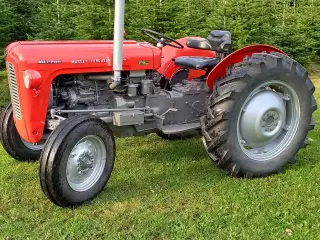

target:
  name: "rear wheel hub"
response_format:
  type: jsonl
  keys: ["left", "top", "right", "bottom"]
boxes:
{"left": 237, "top": 81, "right": 300, "bottom": 161}
{"left": 239, "top": 90, "right": 286, "bottom": 148}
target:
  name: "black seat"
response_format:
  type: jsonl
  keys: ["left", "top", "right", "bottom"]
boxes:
{"left": 187, "top": 39, "right": 212, "bottom": 51}
{"left": 186, "top": 30, "right": 232, "bottom": 53}
{"left": 174, "top": 56, "right": 220, "bottom": 69}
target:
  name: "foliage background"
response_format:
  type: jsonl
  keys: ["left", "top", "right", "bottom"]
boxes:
{"left": 0, "top": 0, "right": 319, "bottom": 66}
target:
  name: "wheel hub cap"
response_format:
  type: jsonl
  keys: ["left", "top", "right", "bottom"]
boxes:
{"left": 66, "top": 135, "right": 106, "bottom": 192}
{"left": 77, "top": 151, "right": 94, "bottom": 174}
{"left": 237, "top": 81, "right": 300, "bottom": 161}
{"left": 240, "top": 90, "right": 286, "bottom": 148}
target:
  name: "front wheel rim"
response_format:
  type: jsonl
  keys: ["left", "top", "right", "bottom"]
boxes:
{"left": 237, "top": 80, "right": 300, "bottom": 161}
{"left": 66, "top": 135, "right": 106, "bottom": 192}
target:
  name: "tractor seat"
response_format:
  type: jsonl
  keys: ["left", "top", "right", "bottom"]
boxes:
{"left": 174, "top": 56, "right": 220, "bottom": 70}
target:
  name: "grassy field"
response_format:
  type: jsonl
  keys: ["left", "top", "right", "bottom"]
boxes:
{"left": 0, "top": 72, "right": 320, "bottom": 240}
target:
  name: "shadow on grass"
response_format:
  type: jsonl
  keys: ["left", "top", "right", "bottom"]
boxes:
{"left": 98, "top": 131, "right": 320, "bottom": 205}
{"left": 1, "top": 128, "right": 319, "bottom": 208}
{"left": 97, "top": 137, "right": 229, "bottom": 203}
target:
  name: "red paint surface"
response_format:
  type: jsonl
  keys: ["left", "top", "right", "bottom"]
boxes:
{"left": 206, "top": 44, "right": 286, "bottom": 89}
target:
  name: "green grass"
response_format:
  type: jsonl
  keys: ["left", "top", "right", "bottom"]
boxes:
{"left": 0, "top": 73, "right": 320, "bottom": 239}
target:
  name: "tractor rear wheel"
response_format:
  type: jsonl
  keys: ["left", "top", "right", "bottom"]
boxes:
{"left": 0, "top": 104, "right": 43, "bottom": 161}
{"left": 201, "top": 52, "right": 317, "bottom": 177}
{"left": 39, "top": 115, "right": 115, "bottom": 208}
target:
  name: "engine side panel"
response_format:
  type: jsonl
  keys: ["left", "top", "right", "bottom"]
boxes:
{"left": 165, "top": 82, "right": 208, "bottom": 125}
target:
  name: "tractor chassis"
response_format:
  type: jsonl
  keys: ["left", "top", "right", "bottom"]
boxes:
{"left": 46, "top": 79, "right": 208, "bottom": 138}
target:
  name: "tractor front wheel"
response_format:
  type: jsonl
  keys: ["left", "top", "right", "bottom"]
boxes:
{"left": 201, "top": 52, "right": 317, "bottom": 177}
{"left": 39, "top": 115, "right": 115, "bottom": 208}
{"left": 0, "top": 104, "right": 43, "bottom": 161}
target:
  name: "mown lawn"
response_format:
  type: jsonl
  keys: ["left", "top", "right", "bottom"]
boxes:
{"left": 0, "top": 72, "right": 320, "bottom": 239}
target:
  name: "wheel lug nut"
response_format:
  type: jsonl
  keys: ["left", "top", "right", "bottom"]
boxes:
{"left": 240, "top": 140, "right": 246, "bottom": 145}
{"left": 283, "top": 94, "right": 290, "bottom": 101}
{"left": 263, "top": 149, "right": 268, "bottom": 153}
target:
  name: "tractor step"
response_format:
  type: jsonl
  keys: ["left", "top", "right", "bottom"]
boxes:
{"left": 161, "top": 122, "right": 200, "bottom": 134}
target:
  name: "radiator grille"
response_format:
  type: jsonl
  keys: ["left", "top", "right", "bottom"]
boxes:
{"left": 7, "top": 62, "right": 22, "bottom": 120}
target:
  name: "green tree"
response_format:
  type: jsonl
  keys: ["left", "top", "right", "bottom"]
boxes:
{"left": 32, "top": 0, "right": 77, "bottom": 40}
{"left": 72, "top": 0, "right": 115, "bottom": 40}
{"left": 0, "top": 0, "right": 319, "bottom": 67}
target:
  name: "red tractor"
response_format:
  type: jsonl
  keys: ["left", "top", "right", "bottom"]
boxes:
{"left": 1, "top": 1, "right": 317, "bottom": 208}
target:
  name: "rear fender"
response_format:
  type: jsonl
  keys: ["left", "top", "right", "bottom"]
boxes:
{"left": 206, "top": 44, "right": 286, "bottom": 90}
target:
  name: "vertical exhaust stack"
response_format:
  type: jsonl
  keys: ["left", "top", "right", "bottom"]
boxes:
{"left": 110, "top": 0, "right": 125, "bottom": 89}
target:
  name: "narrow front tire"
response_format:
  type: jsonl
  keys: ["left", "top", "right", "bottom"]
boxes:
{"left": 39, "top": 116, "right": 115, "bottom": 208}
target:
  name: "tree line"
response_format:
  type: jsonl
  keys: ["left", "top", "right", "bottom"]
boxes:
{"left": 0, "top": 0, "right": 319, "bottom": 66}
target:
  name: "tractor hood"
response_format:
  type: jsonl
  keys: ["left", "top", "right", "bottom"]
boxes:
{"left": 6, "top": 40, "right": 162, "bottom": 74}
{"left": 5, "top": 40, "right": 162, "bottom": 143}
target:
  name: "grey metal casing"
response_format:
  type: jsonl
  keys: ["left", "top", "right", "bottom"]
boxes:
{"left": 113, "top": 110, "right": 144, "bottom": 126}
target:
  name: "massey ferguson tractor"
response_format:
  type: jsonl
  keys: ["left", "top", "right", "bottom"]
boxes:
{"left": 0, "top": 0, "right": 317, "bottom": 208}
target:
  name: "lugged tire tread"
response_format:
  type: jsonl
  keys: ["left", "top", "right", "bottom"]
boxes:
{"left": 201, "top": 52, "right": 316, "bottom": 177}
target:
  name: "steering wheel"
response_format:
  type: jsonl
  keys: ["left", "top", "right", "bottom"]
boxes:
{"left": 141, "top": 29, "right": 184, "bottom": 49}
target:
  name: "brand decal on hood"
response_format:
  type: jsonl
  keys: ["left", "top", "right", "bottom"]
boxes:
{"left": 71, "top": 58, "right": 111, "bottom": 64}
{"left": 139, "top": 60, "right": 149, "bottom": 65}
{"left": 38, "top": 60, "right": 62, "bottom": 64}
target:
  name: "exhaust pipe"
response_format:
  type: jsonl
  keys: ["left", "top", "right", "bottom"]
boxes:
{"left": 110, "top": 0, "right": 125, "bottom": 89}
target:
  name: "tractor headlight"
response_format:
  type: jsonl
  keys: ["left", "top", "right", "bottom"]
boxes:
{"left": 23, "top": 70, "right": 42, "bottom": 89}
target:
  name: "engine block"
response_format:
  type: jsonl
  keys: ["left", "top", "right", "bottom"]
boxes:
{"left": 48, "top": 73, "right": 209, "bottom": 137}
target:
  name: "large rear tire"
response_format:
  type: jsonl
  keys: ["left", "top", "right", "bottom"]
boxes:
{"left": 39, "top": 115, "right": 115, "bottom": 208}
{"left": 0, "top": 104, "right": 43, "bottom": 161}
{"left": 201, "top": 52, "right": 317, "bottom": 177}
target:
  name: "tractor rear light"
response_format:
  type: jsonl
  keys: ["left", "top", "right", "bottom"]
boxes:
{"left": 23, "top": 70, "right": 42, "bottom": 89}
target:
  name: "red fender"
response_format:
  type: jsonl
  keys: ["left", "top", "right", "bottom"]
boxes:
{"left": 206, "top": 44, "right": 286, "bottom": 90}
